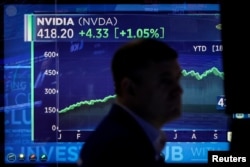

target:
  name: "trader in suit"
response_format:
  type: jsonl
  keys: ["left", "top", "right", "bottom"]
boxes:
{"left": 78, "top": 39, "right": 183, "bottom": 167}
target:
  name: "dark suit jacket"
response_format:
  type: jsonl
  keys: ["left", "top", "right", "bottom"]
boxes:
{"left": 79, "top": 103, "right": 166, "bottom": 167}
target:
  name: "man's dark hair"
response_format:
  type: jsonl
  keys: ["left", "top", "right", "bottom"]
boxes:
{"left": 111, "top": 38, "right": 178, "bottom": 95}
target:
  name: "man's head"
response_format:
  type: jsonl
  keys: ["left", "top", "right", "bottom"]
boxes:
{"left": 111, "top": 39, "right": 183, "bottom": 128}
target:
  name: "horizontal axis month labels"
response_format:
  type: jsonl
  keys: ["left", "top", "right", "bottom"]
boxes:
{"left": 35, "top": 130, "right": 231, "bottom": 142}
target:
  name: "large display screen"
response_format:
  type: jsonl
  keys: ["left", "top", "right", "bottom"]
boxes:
{"left": 3, "top": 2, "right": 231, "bottom": 165}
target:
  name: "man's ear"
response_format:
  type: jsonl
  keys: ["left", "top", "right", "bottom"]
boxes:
{"left": 121, "top": 77, "right": 135, "bottom": 96}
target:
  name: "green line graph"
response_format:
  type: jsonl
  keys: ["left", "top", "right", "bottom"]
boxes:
{"left": 59, "top": 95, "right": 115, "bottom": 113}
{"left": 182, "top": 67, "right": 223, "bottom": 80}
{"left": 59, "top": 67, "right": 223, "bottom": 113}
